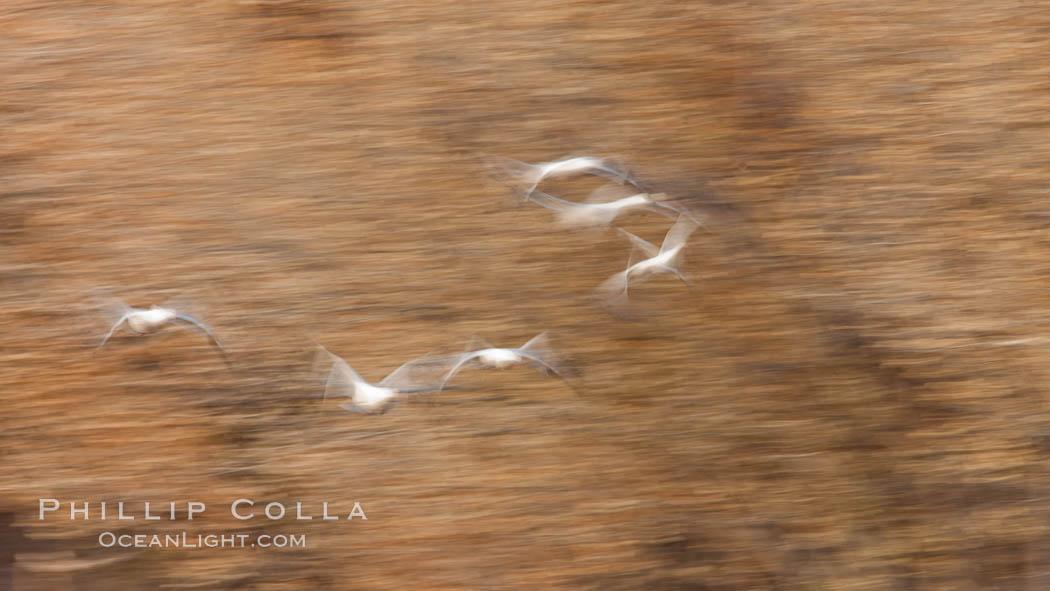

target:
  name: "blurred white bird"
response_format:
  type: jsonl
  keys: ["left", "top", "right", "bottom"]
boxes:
{"left": 525, "top": 187, "right": 686, "bottom": 227}
{"left": 440, "top": 332, "right": 571, "bottom": 390}
{"left": 486, "top": 155, "right": 645, "bottom": 199}
{"left": 598, "top": 214, "right": 700, "bottom": 305}
{"left": 95, "top": 298, "right": 228, "bottom": 362}
{"left": 315, "top": 346, "right": 448, "bottom": 414}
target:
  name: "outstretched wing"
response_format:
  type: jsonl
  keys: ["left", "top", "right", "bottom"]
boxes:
{"left": 316, "top": 347, "right": 366, "bottom": 401}
{"left": 525, "top": 190, "right": 582, "bottom": 213}
{"left": 663, "top": 200, "right": 703, "bottom": 226}
{"left": 92, "top": 292, "right": 132, "bottom": 350}
{"left": 566, "top": 156, "right": 650, "bottom": 192}
{"left": 439, "top": 352, "right": 482, "bottom": 390}
{"left": 480, "top": 154, "right": 541, "bottom": 195}
{"left": 465, "top": 336, "right": 494, "bottom": 352}
{"left": 643, "top": 194, "right": 687, "bottom": 220}
{"left": 173, "top": 313, "right": 229, "bottom": 364}
{"left": 596, "top": 270, "right": 630, "bottom": 305}
{"left": 379, "top": 353, "right": 455, "bottom": 392}
{"left": 93, "top": 292, "right": 132, "bottom": 324}
{"left": 520, "top": 332, "right": 552, "bottom": 357}
{"left": 514, "top": 349, "right": 570, "bottom": 380}
{"left": 659, "top": 215, "right": 700, "bottom": 255}
{"left": 617, "top": 228, "right": 660, "bottom": 260}
{"left": 518, "top": 333, "right": 573, "bottom": 378}
{"left": 96, "top": 313, "right": 130, "bottom": 352}
{"left": 481, "top": 154, "right": 538, "bottom": 180}
{"left": 553, "top": 156, "right": 632, "bottom": 185}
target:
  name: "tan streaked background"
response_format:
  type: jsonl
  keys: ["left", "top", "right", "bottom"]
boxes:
{"left": 3, "top": 1, "right": 1050, "bottom": 589}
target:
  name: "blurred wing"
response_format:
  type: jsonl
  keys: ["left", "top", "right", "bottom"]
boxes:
{"left": 645, "top": 203, "right": 683, "bottom": 220}
{"left": 644, "top": 194, "right": 686, "bottom": 220}
{"left": 311, "top": 343, "right": 331, "bottom": 375}
{"left": 440, "top": 352, "right": 481, "bottom": 390}
{"left": 584, "top": 156, "right": 648, "bottom": 191}
{"left": 518, "top": 333, "right": 574, "bottom": 379}
{"left": 377, "top": 358, "right": 424, "bottom": 389}
{"left": 161, "top": 294, "right": 208, "bottom": 320}
{"left": 617, "top": 228, "right": 659, "bottom": 259}
{"left": 626, "top": 247, "right": 641, "bottom": 269}
{"left": 92, "top": 292, "right": 131, "bottom": 328}
{"left": 666, "top": 201, "right": 703, "bottom": 226}
{"left": 660, "top": 215, "right": 700, "bottom": 255}
{"left": 379, "top": 353, "right": 456, "bottom": 391}
{"left": 562, "top": 157, "right": 628, "bottom": 182}
{"left": 515, "top": 349, "right": 567, "bottom": 379}
{"left": 597, "top": 271, "right": 630, "bottom": 302}
{"left": 525, "top": 190, "right": 580, "bottom": 213}
{"left": 174, "top": 314, "right": 227, "bottom": 357}
{"left": 317, "top": 347, "right": 365, "bottom": 401}
{"left": 480, "top": 154, "right": 540, "bottom": 188}
{"left": 520, "top": 332, "right": 552, "bottom": 357}
{"left": 465, "top": 336, "right": 494, "bottom": 352}
{"left": 96, "top": 313, "right": 130, "bottom": 351}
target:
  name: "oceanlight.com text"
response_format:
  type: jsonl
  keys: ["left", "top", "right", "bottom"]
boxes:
{"left": 98, "top": 531, "right": 307, "bottom": 549}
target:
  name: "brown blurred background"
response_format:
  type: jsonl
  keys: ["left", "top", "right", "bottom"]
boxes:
{"left": 3, "top": 0, "right": 1050, "bottom": 589}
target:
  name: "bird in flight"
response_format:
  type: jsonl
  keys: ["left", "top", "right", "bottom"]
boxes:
{"left": 95, "top": 298, "right": 228, "bottom": 363}
{"left": 485, "top": 155, "right": 647, "bottom": 200}
{"left": 439, "top": 332, "right": 572, "bottom": 390}
{"left": 598, "top": 214, "right": 701, "bottom": 305}
{"left": 524, "top": 187, "right": 689, "bottom": 228}
{"left": 315, "top": 345, "right": 449, "bottom": 414}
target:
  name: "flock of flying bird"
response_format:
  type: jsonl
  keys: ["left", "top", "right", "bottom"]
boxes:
{"left": 94, "top": 155, "right": 702, "bottom": 414}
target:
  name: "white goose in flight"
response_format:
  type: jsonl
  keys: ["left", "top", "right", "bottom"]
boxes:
{"left": 598, "top": 214, "right": 700, "bottom": 304}
{"left": 316, "top": 346, "right": 448, "bottom": 414}
{"left": 96, "top": 299, "right": 228, "bottom": 363}
{"left": 487, "top": 155, "right": 646, "bottom": 199}
{"left": 439, "top": 332, "right": 571, "bottom": 390}
{"left": 524, "top": 188, "right": 688, "bottom": 228}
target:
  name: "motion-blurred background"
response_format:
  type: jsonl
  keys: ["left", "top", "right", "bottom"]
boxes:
{"left": 3, "top": 1, "right": 1050, "bottom": 589}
